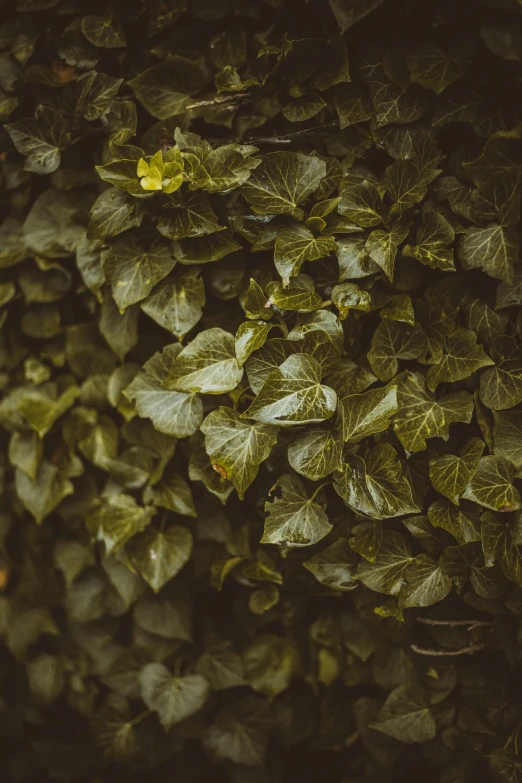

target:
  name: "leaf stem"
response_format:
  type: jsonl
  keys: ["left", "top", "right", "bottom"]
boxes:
{"left": 128, "top": 710, "right": 150, "bottom": 728}
{"left": 410, "top": 643, "right": 487, "bottom": 656}
{"left": 276, "top": 316, "right": 289, "bottom": 338}
{"left": 233, "top": 385, "right": 252, "bottom": 411}
{"left": 320, "top": 299, "right": 332, "bottom": 309}
{"left": 416, "top": 617, "right": 493, "bottom": 628}
{"left": 310, "top": 482, "right": 331, "bottom": 503}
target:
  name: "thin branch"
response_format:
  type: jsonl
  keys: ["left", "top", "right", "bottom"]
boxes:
{"left": 416, "top": 617, "right": 494, "bottom": 628}
{"left": 246, "top": 121, "right": 338, "bottom": 145}
{"left": 310, "top": 482, "right": 331, "bottom": 503}
{"left": 411, "top": 643, "right": 487, "bottom": 657}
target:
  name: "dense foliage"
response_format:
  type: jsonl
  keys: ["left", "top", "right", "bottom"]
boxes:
{"left": 3, "top": 0, "right": 522, "bottom": 780}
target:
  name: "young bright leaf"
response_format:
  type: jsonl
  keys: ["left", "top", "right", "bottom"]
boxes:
{"left": 200, "top": 407, "right": 279, "bottom": 499}
{"left": 242, "top": 354, "right": 337, "bottom": 426}
{"left": 263, "top": 474, "right": 332, "bottom": 547}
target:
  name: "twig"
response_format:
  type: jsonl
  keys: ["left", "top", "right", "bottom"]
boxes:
{"left": 411, "top": 643, "right": 487, "bottom": 657}
{"left": 246, "top": 121, "right": 338, "bottom": 145}
{"left": 416, "top": 617, "right": 494, "bottom": 628}
{"left": 344, "top": 731, "right": 359, "bottom": 748}
{"left": 186, "top": 93, "right": 250, "bottom": 110}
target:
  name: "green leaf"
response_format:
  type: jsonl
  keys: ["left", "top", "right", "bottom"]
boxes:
{"left": 128, "top": 57, "right": 207, "bottom": 119}
{"left": 6, "top": 106, "right": 70, "bottom": 175}
{"left": 200, "top": 407, "right": 278, "bottom": 499}
{"left": 394, "top": 371, "right": 473, "bottom": 453}
{"left": 429, "top": 438, "right": 485, "bottom": 505}
{"left": 81, "top": 14, "right": 127, "bottom": 48}
{"left": 329, "top": 0, "right": 385, "bottom": 32}
{"left": 372, "top": 685, "right": 436, "bottom": 744}
{"left": 141, "top": 268, "right": 205, "bottom": 340}
{"left": 403, "top": 211, "right": 455, "bottom": 271}
{"left": 480, "top": 336, "right": 522, "bottom": 410}
{"left": 92, "top": 695, "right": 141, "bottom": 761}
{"left": 339, "top": 385, "right": 398, "bottom": 443}
{"left": 481, "top": 20, "right": 522, "bottom": 61}
{"left": 189, "top": 434, "right": 234, "bottom": 505}
{"left": 425, "top": 327, "right": 493, "bottom": 392}
{"left": 459, "top": 223, "right": 519, "bottom": 284}
{"left": 303, "top": 538, "right": 358, "bottom": 591}
{"left": 338, "top": 180, "right": 383, "bottom": 227}
{"left": 87, "top": 188, "right": 145, "bottom": 240}
{"left": 173, "top": 231, "right": 241, "bottom": 265}
{"left": 189, "top": 144, "right": 260, "bottom": 193}
{"left": 235, "top": 320, "right": 272, "bottom": 366}
{"left": 242, "top": 353, "right": 337, "bottom": 427}
{"left": 385, "top": 159, "right": 440, "bottom": 219}
{"left": 334, "top": 443, "right": 419, "bottom": 519}
{"left": 365, "top": 220, "right": 411, "bottom": 280}
{"left": 332, "top": 282, "right": 371, "bottom": 318}
{"left": 144, "top": 472, "right": 196, "bottom": 517}
{"left": 243, "top": 278, "right": 272, "bottom": 320}
{"left": 287, "top": 425, "right": 343, "bottom": 481}
{"left": 165, "top": 327, "right": 243, "bottom": 394}
{"left": 369, "top": 80, "right": 426, "bottom": 128}
{"left": 102, "top": 235, "right": 175, "bottom": 311}
{"left": 75, "top": 71, "right": 123, "bottom": 121}
{"left": 334, "top": 84, "right": 373, "bottom": 129}
{"left": 204, "top": 696, "right": 269, "bottom": 766}
{"left": 262, "top": 474, "right": 332, "bottom": 547}
{"left": 240, "top": 152, "right": 326, "bottom": 219}
{"left": 368, "top": 321, "right": 427, "bottom": 382}
{"left": 273, "top": 224, "right": 336, "bottom": 286}
{"left": 337, "top": 235, "right": 379, "bottom": 280}
{"left": 196, "top": 646, "right": 245, "bottom": 691}
{"left": 246, "top": 338, "right": 300, "bottom": 394}
{"left": 407, "top": 44, "right": 467, "bottom": 94}
{"left": 283, "top": 93, "right": 327, "bottom": 123}
{"left": 129, "top": 526, "right": 193, "bottom": 593}
{"left": 399, "top": 555, "right": 452, "bottom": 608}
{"left": 157, "top": 191, "right": 223, "bottom": 240}
{"left": 462, "top": 455, "right": 521, "bottom": 512}
{"left": 356, "top": 530, "right": 413, "bottom": 595}
{"left": 493, "top": 410, "right": 522, "bottom": 470}
{"left": 266, "top": 275, "right": 323, "bottom": 313}
{"left": 15, "top": 461, "right": 73, "bottom": 524}
{"left": 124, "top": 344, "right": 203, "bottom": 437}
{"left": 139, "top": 663, "right": 209, "bottom": 729}
{"left": 86, "top": 494, "right": 155, "bottom": 555}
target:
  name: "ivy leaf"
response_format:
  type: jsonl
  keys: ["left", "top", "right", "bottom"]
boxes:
{"left": 334, "top": 443, "right": 420, "bottom": 520}
{"left": 128, "top": 57, "right": 207, "bottom": 119}
{"left": 204, "top": 696, "right": 269, "bottom": 766}
{"left": 356, "top": 530, "right": 413, "bottom": 595}
{"left": 157, "top": 191, "right": 223, "bottom": 240}
{"left": 303, "top": 538, "right": 358, "bottom": 591}
{"left": 332, "top": 282, "right": 371, "bottom": 318}
{"left": 196, "top": 647, "right": 245, "bottom": 691}
{"left": 365, "top": 220, "right": 411, "bottom": 280}
{"left": 81, "top": 14, "right": 127, "bottom": 48}
{"left": 273, "top": 223, "right": 336, "bottom": 286}
{"left": 385, "top": 160, "right": 440, "bottom": 219}
{"left": 283, "top": 93, "right": 327, "bottom": 123}
{"left": 337, "top": 236, "right": 379, "bottom": 281}
{"left": 461, "top": 455, "right": 521, "bottom": 512}
{"left": 399, "top": 555, "right": 452, "bottom": 608}
{"left": 493, "top": 410, "right": 522, "bottom": 470}
{"left": 338, "top": 180, "right": 383, "bottom": 227}
{"left": 189, "top": 144, "right": 261, "bottom": 194}
{"left": 459, "top": 223, "right": 519, "bottom": 284}
{"left": 372, "top": 685, "right": 436, "bottom": 744}
{"left": 429, "top": 438, "right": 485, "bottom": 505}
{"left": 368, "top": 321, "right": 427, "bottom": 382}
{"left": 144, "top": 472, "right": 196, "bottom": 517}
{"left": 15, "top": 461, "right": 73, "bottom": 524}
{"left": 262, "top": 473, "right": 332, "bottom": 547}
{"left": 394, "top": 371, "right": 473, "bottom": 453}
{"left": 139, "top": 663, "right": 209, "bottom": 729}
{"left": 102, "top": 235, "right": 175, "bottom": 311}
{"left": 480, "top": 336, "right": 522, "bottom": 410}
{"left": 369, "top": 80, "right": 426, "bottom": 128}
{"left": 266, "top": 275, "right": 323, "bottom": 313}
{"left": 235, "top": 320, "right": 272, "bottom": 366}
{"left": 339, "top": 385, "right": 398, "bottom": 443}
{"left": 403, "top": 211, "right": 455, "bottom": 271}
{"left": 165, "top": 328, "right": 242, "bottom": 394}
{"left": 287, "top": 425, "right": 343, "bottom": 481}
{"left": 129, "top": 526, "right": 193, "bottom": 593}
{"left": 328, "top": 0, "right": 385, "bottom": 32}
{"left": 240, "top": 152, "right": 326, "bottom": 220}
{"left": 243, "top": 278, "right": 272, "bottom": 320}
{"left": 141, "top": 268, "right": 205, "bottom": 340}
{"left": 200, "top": 407, "right": 279, "bottom": 499}
{"left": 124, "top": 345, "right": 203, "bottom": 438}
{"left": 86, "top": 494, "right": 155, "bottom": 555}
{"left": 242, "top": 354, "right": 337, "bottom": 426}
{"left": 407, "top": 44, "right": 467, "bottom": 94}
{"left": 173, "top": 231, "right": 241, "bottom": 265}
{"left": 426, "top": 327, "right": 493, "bottom": 392}
{"left": 88, "top": 188, "right": 144, "bottom": 241}
{"left": 334, "top": 84, "right": 373, "bottom": 129}
{"left": 245, "top": 338, "right": 299, "bottom": 394}
{"left": 99, "top": 296, "right": 139, "bottom": 361}
{"left": 6, "top": 106, "right": 70, "bottom": 174}
{"left": 75, "top": 71, "right": 123, "bottom": 121}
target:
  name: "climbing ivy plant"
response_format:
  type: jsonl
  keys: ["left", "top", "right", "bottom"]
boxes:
{"left": 2, "top": 0, "right": 522, "bottom": 781}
